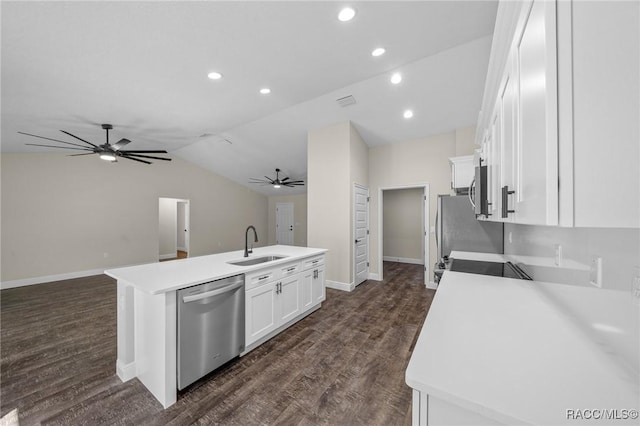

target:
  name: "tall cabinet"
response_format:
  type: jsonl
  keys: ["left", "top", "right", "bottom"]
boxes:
{"left": 476, "top": 0, "right": 639, "bottom": 228}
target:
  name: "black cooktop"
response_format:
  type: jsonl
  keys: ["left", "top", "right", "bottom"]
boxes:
{"left": 449, "top": 258, "right": 532, "bottom": 280}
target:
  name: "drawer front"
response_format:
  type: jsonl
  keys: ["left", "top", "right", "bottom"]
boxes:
{"left": 245, "top": 270, "right": 277, "bottom": 290}
{"left": 280, "top": 262, "right": 302, "bottom": 277}
{"left": 303, "top": 255, "right": 325, "bottom": 270}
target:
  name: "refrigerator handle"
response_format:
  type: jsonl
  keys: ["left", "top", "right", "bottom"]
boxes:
{"left": 468, "top": 177, "right": 476, "bottom": 209}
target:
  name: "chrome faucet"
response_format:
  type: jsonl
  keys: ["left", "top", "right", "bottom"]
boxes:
{"left": 244, "top": 225, "right": 258, "bottom": 257}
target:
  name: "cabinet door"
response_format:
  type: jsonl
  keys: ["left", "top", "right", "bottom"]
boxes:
{"left": 500, "top": 52, "right": 518, "bottom": 222}
{"left": 514, "top": 0, "right": 558, "bottom": 225}
{"left": 487, "top": 101, "right": 502, "bottom": 220}
{"left": 245, "top": 282, "right": 277, "bottom": 346}
{"left": 300, "top": 270, "right": 314, "bottom": 311}
{"left": 312, "top": 267, "right": 325, "bottom": 304}
{"left": 278, "top": 275, "right": 301, "bottom": 324}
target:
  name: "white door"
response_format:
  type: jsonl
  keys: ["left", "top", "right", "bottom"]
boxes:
{"left": 353, "top": 185, "right": 369, "bottom": 286}
{"left": 245, "top": 282, "right": 277, "bottom": 346}
{"left": 278, "top": 275, "right": 301, "bottom": 323}
{"left": 276, "top": 203, "right": 294, "bottom": 245}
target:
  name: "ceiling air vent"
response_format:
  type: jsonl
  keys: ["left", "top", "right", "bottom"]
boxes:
{"left": 336, "top": 95, "right": 356, "bottom": 107}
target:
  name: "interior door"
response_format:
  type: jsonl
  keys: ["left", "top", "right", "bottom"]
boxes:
{"left": 353, "top": 185, "right": 369, "bottom": 286}
{"left": 276, "top": 203, "right": 294, "bottom": 245}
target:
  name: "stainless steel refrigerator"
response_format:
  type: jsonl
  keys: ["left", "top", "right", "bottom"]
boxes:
{"left": 435, "top": 194, "right": 504, "bottom": 282}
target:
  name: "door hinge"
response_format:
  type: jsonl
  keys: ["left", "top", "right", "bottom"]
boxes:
{"left": 424, "top": 196, "right": 427, "bottom": 200}
{"left": 367, "top": 196, "right": 370, "bottom": 202}
{"left": 367, "top": 262, "right": 370, "bottom": 267}
{"left": 367, "top": 229, "right": 369, "bottom": 235}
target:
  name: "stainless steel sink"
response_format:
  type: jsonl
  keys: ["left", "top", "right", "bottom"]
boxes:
{"left": 227, "top": 255, "right": 286, "bottom": 266}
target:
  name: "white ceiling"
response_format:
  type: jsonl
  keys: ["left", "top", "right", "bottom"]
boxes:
{"left": 1, "top": 1, "right": 497, "bottom": 195}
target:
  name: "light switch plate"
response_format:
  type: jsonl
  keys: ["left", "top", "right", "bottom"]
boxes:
{"left": 589, "top": 256, "right": 602, "bottom": 288}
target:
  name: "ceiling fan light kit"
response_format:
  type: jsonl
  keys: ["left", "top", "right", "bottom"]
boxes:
{"left": 249, "top": 168, "right": 304, "bottom": 189}
{"left": 19, "top": 123, "right": 172, "bottom": 165}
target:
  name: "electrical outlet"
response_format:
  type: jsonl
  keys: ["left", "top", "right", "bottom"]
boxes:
{"left": 554, "top": 244, "right": 562, "bottom": 266}
{"left": 508, "top": 231, "right": 513, "bottom": 244}
{"left": 589, "top": 256, "right": 603, "bottom": 288}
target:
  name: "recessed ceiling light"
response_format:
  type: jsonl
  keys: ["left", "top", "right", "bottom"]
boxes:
{"left": 403, "top": 109, "right": 414, "bottom": 119}
{"left": 207, "top": 71, "right": 223, "bottom": 80}
{"left": 260, "top": 88, "right": 271, "bottom": 95}
{"left": 390, "top": 72, "right": 402, "bottom": 85}
{"left": 371, "top": 47, "right": 386, "bottom": 57}
{"left": 338, "top": 7, "right": 356, "bottom": 22}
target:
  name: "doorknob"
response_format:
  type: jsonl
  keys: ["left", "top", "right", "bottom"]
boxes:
{"left": 355, "top": 239, "right": 361, "bottom": 244}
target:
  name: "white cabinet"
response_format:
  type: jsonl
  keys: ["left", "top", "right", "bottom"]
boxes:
{"left": 512, "top": 0, "right": 558, "bottom": 225}
{"left": 477, "top": 0, "right": 638, "bottom": 228}
{"left": 448, "top": 156, "right": 474, "bottom": 192}
{"left": 245, "top": 280, "right": 278, "bottom": 345}
{"left": 244, "top": 254, "right": 326, "bottom": 350}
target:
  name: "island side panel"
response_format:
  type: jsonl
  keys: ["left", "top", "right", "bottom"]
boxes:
{"left": 134, "top": 288, "right": 177, "bottom": 408}
{"left": 116, "top": 280, "right": 136, "bottom": 380}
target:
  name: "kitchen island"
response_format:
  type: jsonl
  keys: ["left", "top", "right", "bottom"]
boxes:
{"left": 406, "top": 257, "right": 639, "bottom": 425}
{"left": 106, "top": 245, "right": 327, "bottom": 408}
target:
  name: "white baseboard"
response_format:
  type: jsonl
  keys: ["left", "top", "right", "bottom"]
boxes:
{"left": 368, "top": 272, "right": 381, "bottom": 281}
{"left": 426, "top": 281, "right": 438, "bottom": 290}
{"left": 116, "top": 359, "right": 136, "bottom": 382}
{"left": 383, "top": 256, "right": 424, "bottom": 265}
{"left": 159, "top": 253, "right": 175, "bottom": 260}
{"left": 1, "top": 268, "right": 107, "bottom": 290}
{"left": 326, "top": 279, "right": 355, "bottom": 292}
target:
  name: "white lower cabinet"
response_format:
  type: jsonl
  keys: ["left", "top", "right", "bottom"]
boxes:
{"left": 245, "top": 255, "right": 325, "bottom": 350}
{"left": 245, "top": 280, "right": 278, "bottom": 345}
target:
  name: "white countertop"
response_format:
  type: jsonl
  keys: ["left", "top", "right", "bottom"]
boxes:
{"left": 406, "top": 271, "right": 639, "bottom": 425}
{"left": 449, "top": 250, "right": 508, "bottom": 263}
{"left": 105, "top": 245, "right": 327, "bottom": 295}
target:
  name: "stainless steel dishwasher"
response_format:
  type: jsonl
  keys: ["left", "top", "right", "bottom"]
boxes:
{"left": 177, "top": 274, "right": 245, "bottom": 390}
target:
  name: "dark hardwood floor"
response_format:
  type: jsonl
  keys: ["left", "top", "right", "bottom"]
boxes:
{"left": 1, "top": 262, "right": 434, "bottom": 425}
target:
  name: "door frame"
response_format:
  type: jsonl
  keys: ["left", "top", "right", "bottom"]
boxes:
{"left": 159, "top": 197, "right": 190, "bottom": 260}
{"left": 378, "top": 183, "right": 430, "bottom": 287}
{"left": 352, "top": 183, "right": 370, "bottom": 287}
{"left": 275, "top": 202, "right": 294, "bottom": 245}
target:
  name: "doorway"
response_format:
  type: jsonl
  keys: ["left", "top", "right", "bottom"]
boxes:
{"left": 159, "top": 197, "right": 190, "bottom": 261}
{"left": 378, "top": 184, "right": 430, "bottom": 286}
{"left": 275, "top": 202, "right": 294, "bottom": 245}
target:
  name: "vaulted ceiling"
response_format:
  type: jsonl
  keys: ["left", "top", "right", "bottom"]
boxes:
{"left": 1, "top": 1, "right": 497, "bottom": 195}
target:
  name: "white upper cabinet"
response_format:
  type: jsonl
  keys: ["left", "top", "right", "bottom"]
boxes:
{"left": 449, "top": 155, "right": 475, "bottom": 192}
{"left": 513, "top": 0, "right": 558, "bottom": 225}
{"left": 477, "top": 0, "right": 639, "bottom": 228}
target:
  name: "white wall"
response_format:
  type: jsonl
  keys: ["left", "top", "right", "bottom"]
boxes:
{"left": 307, "top": 121, "right": 368, "bottom": 287}
{"left": 369, "top": 126, "right": 477, "bottom": 280}
{"left": 383, "top": 188, "right": 424, "bottom": 263}
{"left": 1, "top": 153, "right": 268, "bottom": 285}
{"left": 176, "top": 201, "right": 187, "bottom": 251}
{"left": 267, "top": 194, "right": 307, "bottom": 247}
{"left": 505, "top": 223, "right": 640, "bottom": 376}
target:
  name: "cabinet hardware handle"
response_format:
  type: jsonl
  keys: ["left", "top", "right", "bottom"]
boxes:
{"left": 258, "top": 275, "right": 269, "bottom": 281}
{"left": 312, "top": 260, "right": 319, "bottom": 264}
{"left": 501, "top": 185, "right": 516, "bottom": 218}
{"left": 313, "top": 270, "right": 318, "bottom": 279}
{"left": 286, "top": 267, "right": 296, "bottom": 272}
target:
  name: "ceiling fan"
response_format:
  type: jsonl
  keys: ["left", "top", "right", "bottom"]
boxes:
{"left": 249, "top": 168, "right": 304, "bottom": 189}
{"left": 19, "top": 123, "right": 171, "bottom": 165}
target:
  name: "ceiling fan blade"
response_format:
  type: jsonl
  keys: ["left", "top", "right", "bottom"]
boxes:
{"left": 18, "top": 132, "right": 94, "bottom": 149}
{"left": 68, "top": 152, "right": 97, "bottom": 156}
{"left": 26, "top": 143, "right": 94, "bottom": 152}
{"left": 59, "top": 130, "right": 99, "bottom": 148}
{"left": 281, "top": 177, "right": 290, "bottom": 182}
{"left": 284, "top": 183, "right": 305, "bottom": 186}
{"left": 119, "top": 149, "right": 168, "bottom": 154}
{"left": 122, "top": 153, "right": 171, "bottom": 161}
{"left": 110, "top": 138, "right": 131, "bottom": 150}
{"left": 286, "top": 180, "right": 305, "bottom": 184}
{"left": 119, "top": 155, "right": 151, "bottom": 165}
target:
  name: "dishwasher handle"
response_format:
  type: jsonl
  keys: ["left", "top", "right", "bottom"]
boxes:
{"left": 182, "top": 281, "right": 244, "bottom": 303}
